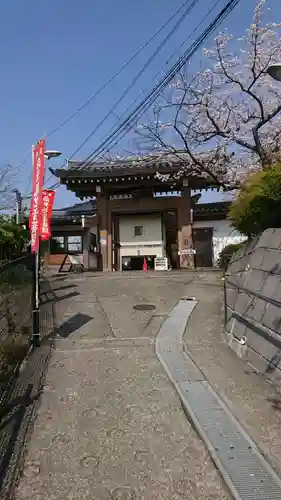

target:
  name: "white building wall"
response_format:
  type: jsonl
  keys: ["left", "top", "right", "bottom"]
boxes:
{"left": 119, "top": 215, "right": 165, "bottom": 266}
{"left": 193, "top": 219, "right": 246, "bottom": 266}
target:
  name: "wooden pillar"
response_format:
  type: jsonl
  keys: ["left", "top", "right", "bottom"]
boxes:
{"left": 82, "top": 230, "right": 90, "bottom": 270}
{"left": 97, "top": 195, "right": 109, "bottom": 271}
{"left": 112, "top": 215, "right": 120, "bottom": 271}
{"left": 107, "top": 207, "right": 112, "bottom": 271}
{"left": 177, "top": 187, "right": 194, "bottom": 269}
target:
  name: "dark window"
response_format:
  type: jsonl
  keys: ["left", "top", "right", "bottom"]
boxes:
{"left": 50, "top": 236, "right": 65, "bottom": 253}
{"left": 50, "top": 235, "right": 83, "bottom": 254}
{"left": 90, "top": 233, "right": 97, "bottom": 251}
{"left": 67, "top": 235, "right": 82, "bottom": 253}
{"left": 133, "top": 225, "right": 144, "bottom": 237}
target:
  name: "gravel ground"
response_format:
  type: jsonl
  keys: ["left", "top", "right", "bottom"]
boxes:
{"left": 183, "top": 275, "right": 281, "bottom": 476}
{"left": 15, "top": 272, "right": 229, "bottom": 500}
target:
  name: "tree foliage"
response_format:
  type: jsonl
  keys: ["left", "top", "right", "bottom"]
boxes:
{"left": 229, "top": 163, "right": 281, "bottom": 237}
{"left": 137, "top": 0, "right": 281, "bottom": 187}
{"left": 217, "top": 242, "right": 244, "bottom": 270}
{"left": 0, "top": 215, "right": 29, "bottom": 261}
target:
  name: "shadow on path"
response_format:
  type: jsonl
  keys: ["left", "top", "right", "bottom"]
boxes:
{"left": 55, "top": 313, "right": 93, "bottom": 339}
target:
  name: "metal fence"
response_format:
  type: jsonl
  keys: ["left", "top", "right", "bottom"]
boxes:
{"left": 0, "top": 257, "right": 56, "bottom": 499}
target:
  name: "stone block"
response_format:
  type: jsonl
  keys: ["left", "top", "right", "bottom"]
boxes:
{"left": 235, "top": 291, "right": 252, "bottom": 316}
{"left": 272, "top": 282, "right": 281, "bottom": 304}
{"left": 231, "top": 317, "right": 247, "bottom": 340}
{"left": 249, "top": 247, "right": 265, "bottom": 270}
{"left": 262, "top": 304, "right": 281, "bottom": 334}
{"left": 242, "top": 253, "right": 251, "bottom": 267}
{"left": 261, "top": 249, "right": 281, "bottom": 274}
{"left": 225, "top": 287, "right": 239, "bottom": 309}
{"left": 246, "top": 344, "right": 281, "bottom": 388}
{"left": 256, "top": 229, "right": 275, "bottom": 249}
{"left": 227, "top": 228, "right": 281, "bottom": 385}
{"left": 261, "top": 275, "right": 281, "bottom": 301}
{"left": 247, "top": 298, "right": 267, "bottom": 323}
{"left": 246, "top": 326, "right": 281, "bottom": 364}
{"left": 246, "top": 269, "right": 267, "bottom": 292}
{"left": 268, "top": 229, "right": 281, "bottom": 249}
{"left": 226, "top": 308, "right": 233, "bottom": 324}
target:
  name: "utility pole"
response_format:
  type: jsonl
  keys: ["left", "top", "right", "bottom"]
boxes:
{"left": 14, "top": 189, "right": 22, "bottom": 224}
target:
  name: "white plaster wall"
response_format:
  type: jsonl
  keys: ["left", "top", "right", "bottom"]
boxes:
{"left": 193, "top": 219, "right": 246, "bottom": 266}
{"left": 89, "top": 225, "right": 98, "bottom": 239}
{"left": 119, "top": 215, "right": 165, "bottom": 263}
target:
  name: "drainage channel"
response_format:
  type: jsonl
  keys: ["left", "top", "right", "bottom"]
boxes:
{"left": 156, "top": 299, "right": 281, "bottom": 500}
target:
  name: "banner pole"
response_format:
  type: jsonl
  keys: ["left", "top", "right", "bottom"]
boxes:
{"left": 32, "top": 244, "right": 41, "bottom": 346}
{"left": 31, "top": 143, "right": 41, "bottom": 347}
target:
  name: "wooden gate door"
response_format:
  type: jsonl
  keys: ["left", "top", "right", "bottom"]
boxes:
{"left": 193, "top": 227, "right": 213, "bottom": 268}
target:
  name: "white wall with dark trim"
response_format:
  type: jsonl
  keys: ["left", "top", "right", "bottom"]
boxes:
{"left": 193, "top": 219, "right": 246, "bottom": 266}
{"left": 119, "top": 214, "right": 165, "bottom": 266}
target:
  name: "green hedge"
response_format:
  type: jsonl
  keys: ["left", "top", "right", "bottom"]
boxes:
{"left": 217, "top": 242, "right": 244, "bottom": 271}
{"left": 229, "top": 163, "right": 281, "bottom": 238}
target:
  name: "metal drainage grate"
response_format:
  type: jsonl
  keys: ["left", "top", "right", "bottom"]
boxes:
{"left": 156, "top": 298, "right": 281, "bottom": 500}
{"left": 133, "top": 304, "right": 156, "bottom": 311}
{"left": 181, "top": 381, "right": 281, "bottom": 500}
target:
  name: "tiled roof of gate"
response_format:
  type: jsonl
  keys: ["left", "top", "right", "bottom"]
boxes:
{"left": 50, "top": 152, "right": 221, "bottom": 180}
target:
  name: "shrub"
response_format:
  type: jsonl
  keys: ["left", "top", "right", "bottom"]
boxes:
{"left": 229, "top": 163, "right": 281, "bottom": 238}
{"left": 217, "top": 242, "right": 244, "bottom": 271}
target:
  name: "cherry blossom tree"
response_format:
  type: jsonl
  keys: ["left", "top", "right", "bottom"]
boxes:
{"left": 136, "top": 0, "right": 281, "bottom": 187}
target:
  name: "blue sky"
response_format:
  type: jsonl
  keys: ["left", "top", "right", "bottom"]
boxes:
{"left": 0, "top": 0, "right": 279, "bottom": 208}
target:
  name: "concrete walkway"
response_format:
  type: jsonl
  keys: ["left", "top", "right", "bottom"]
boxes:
{"left": 15, "top": 272, "right": 229, "bottom": 500}
{"left": 14, "top": 271, "right": 281, "bottom": 499}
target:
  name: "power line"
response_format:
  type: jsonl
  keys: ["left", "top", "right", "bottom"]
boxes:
{"left": 96, "top": 0, "right": 223, "bottom": 159}
{"left": 44, "top": 0, "right": 192, "bottom": 139}
{"left": 55, "top": 0, "right": 200, "bottom": 168}
{"left": 79, "top": 0, "right": 241, "bottom": 168}
{"left": 47, "top": 0, "right": 241, "bottom": 193}
{"left": 23, "top": 0, "right": 196, "bottom": 195}
{"left": 17, "top": 0, "right": 192, "bottom": 184}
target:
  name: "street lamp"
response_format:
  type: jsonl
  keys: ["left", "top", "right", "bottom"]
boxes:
{"left": 44, "top": 150, "right": 62, "bottom": 160}
{"left": 267, "top": 64, "right": 281, "bottom": 82}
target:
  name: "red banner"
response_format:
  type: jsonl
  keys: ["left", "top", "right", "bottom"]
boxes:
{"left": 29, "top": 139, "right": 46, "bottom": 253}
{"left": 41, "top": 190, "right": 55, "bottom": 240}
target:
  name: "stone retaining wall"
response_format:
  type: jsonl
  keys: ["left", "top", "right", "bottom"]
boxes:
{"left": 225, "top": 228, "right": 281, "bottom": 386}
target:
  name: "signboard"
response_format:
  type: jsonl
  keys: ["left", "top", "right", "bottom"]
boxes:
{"left": 178, "top": 248, "right": 196, "bottom": 256}
{"left": 41, "top": 189, "right": 55, "bottom": 240}
{"left": 100, "top": 230, "right": 107, "bottom": 246}
{"left": 29, "top": 139, "right": 45, "bottom": 253}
